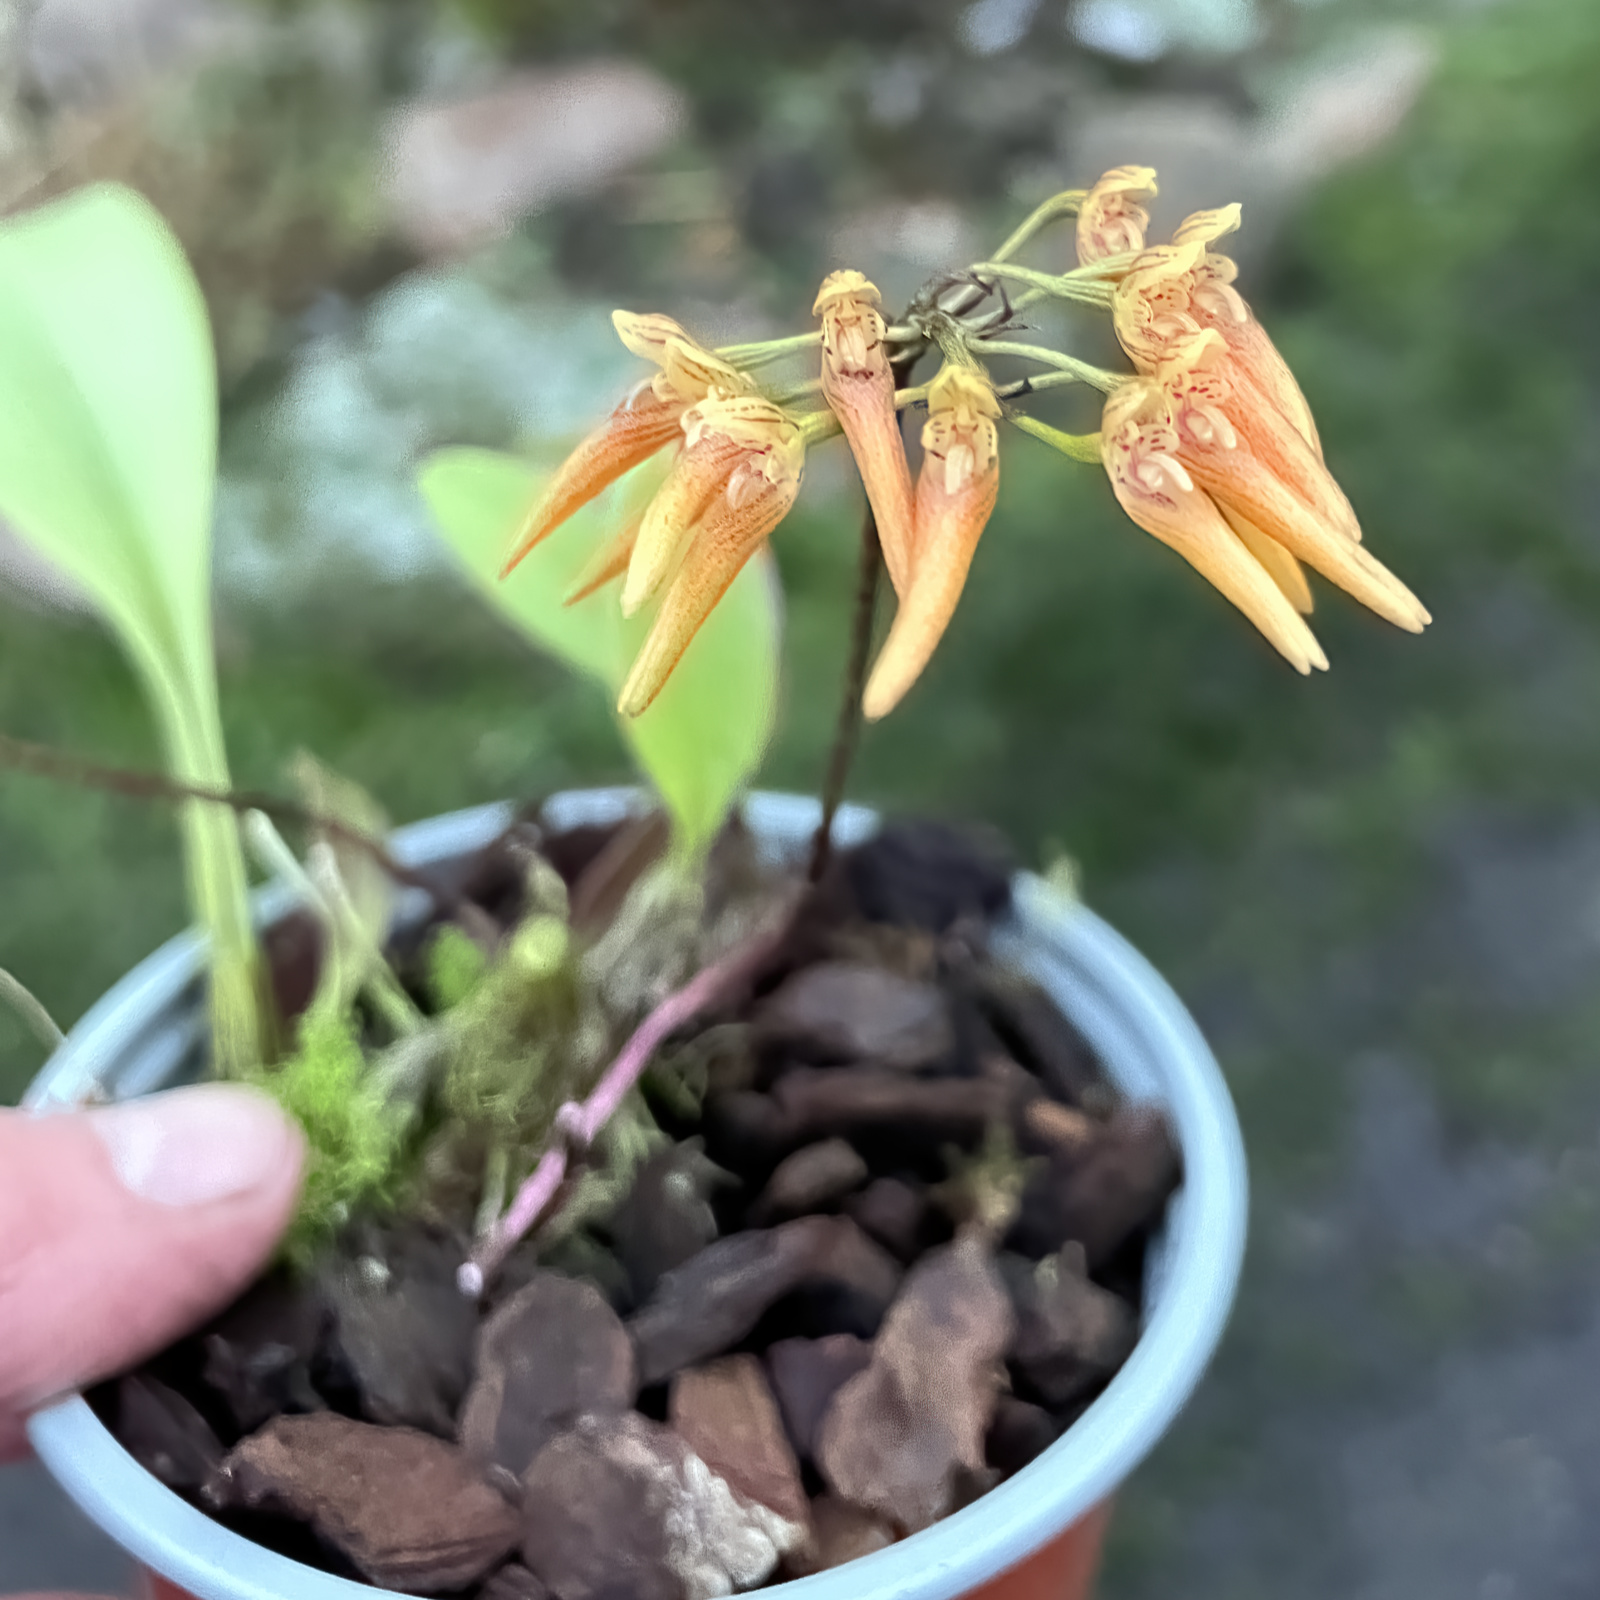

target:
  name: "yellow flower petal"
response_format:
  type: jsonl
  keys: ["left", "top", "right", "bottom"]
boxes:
{"left": 618, "top": 442, "right": 804, "bottom": 717}
{"left": 1101, "top": 380, "right": 1328, "bottom": 674}
{"left": 623, "top": 428, "right": 742, "bottom": 615}
{"left": 563, "top": 512, "right": 642, "bottom": 606}
{"left": 1172, "top": 204, "right": 1242, "bottom": 248}
{"left": 501, "top": 391, "right": 682, "bottom": 577}
{"left": 1222, "top": 507, "right": 1314, "bottom": 615}
{"left": 863, "top": 363, "right": 1001, "bottom": 720}
{"left": 1077, "top": 166, "right": 1159, "bottom": 265}
{"left": 1157, "top": 348, "right": 1427, "bottom": 632}
{"left": 815, "top": 269, "right": 917, "bottom": 597}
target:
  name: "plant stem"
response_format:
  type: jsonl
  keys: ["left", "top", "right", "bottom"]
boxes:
{"left": 808, "top": 500, "right": 882, "bottom": 885}
{"left": 994, "top": 369, "right": 1100, "bottom": 401}
{"left": 967, "top": 262, "right": 1117, "bottom": 308}
{"left": 805, "top": 337, "right": 923, "bottom": 882}
{"left": 990, "top": 189, "right": 1086, "bottom": 266}
{"left": 0, "top": 729, "right": 448, "bottom": 903}
{"left": 0, "top": 965, "right": 63, "bottom": 1051}
{"left": 459, "top": 901, "right": 796, "bottom": 1295}
{"left": 717, "top": 329, "right": 821, "bottom": 367}
{"left": 974, "top": 340, "right": 1124, "bottom": 392}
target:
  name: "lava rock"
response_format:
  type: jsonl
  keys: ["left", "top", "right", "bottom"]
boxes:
{"left": 704, "top": 1090, "right": 790, "bottom": 1166}
{"left": 974, "top": 971, "right": 1102, "bottom": 1104}
{"left": 319, "top": 1234, "right": 477, "bottom": 1437}
{"left": 984, "top": 1395, "right": 1060, "bottom": 1475}
{"left": 758, "top": 962, "right": 953, "bottom": 1070}
{"left": 628, "top": 1217, "right": 901, "bottom": 1387}
{"left": 116, "top": 1375, "right": 223, "bottom": 1492}
{"left": 844, "top": 1177, "right": 934, "bottom": 1262}
{"left": 607, "top": 1142, "right": 726, "bottom": 1305}
{"left": 207, "top": 1412, "right": 520, "bottom": 1592}
{"left": 842, "top": 822, "right": 1012, "bottom": 933}
{"left": 770, "top": 1068, "right": 1008, "bottom": 1146}
{"left": 669, "top": 1355, "right": 808, "bottom": 1525}
{"left": 521, "top": 1413, "right": 806, "bottom": 1600}
{"left": 200, "top": 1272, "right": 326, "bottom": 1433}
{"left": 1001, "top": 1247, "right": 1138, "bottom": 1407}
{"left": 817, "top": 1235, "right": 1013, "bottom": 1532}
{"left": 480, "top": 1563, "right": 552, "bottom": 1600}
{"left": 1011, "top": 1108, "right": 1181, "bottom": 1266}
{"left": 459, "top": 1272, "right": 636, "bottom": 1476}
{"left": 783, "top": 1495, "right": 898, "bottom": 1576}
{"left": 750, "top": 1139, "right": 869, "bottom": 1223}
{"left": 764, "top": 1335, "right": 873, "bottom": 1462}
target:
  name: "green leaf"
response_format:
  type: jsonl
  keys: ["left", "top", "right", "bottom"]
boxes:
{"left": 0, "top": 184, "right": 258, "bottom": 1070}
{"left": 0, "top": 185, "right": 216, "bottom": 698}
{"left": 419, "top": 446, "right": 780, "bottom": 856}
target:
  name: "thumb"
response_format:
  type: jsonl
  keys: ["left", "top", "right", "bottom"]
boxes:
{"left": 0, "top": 1085, "right": 304, "bottom": 1440}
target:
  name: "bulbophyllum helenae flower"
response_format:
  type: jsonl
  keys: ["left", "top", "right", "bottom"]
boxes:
{"left": 616, "top": 394, "right": 808, "bottom": 717}
{"left": 1115, "top": 206, "right": 1324, "bottom": 463}
{"left": 1100, "top": 328, "right": 1428, "bottom": 670}
{"left": 814, "top": 269, "right": 917, "bottom": 596}
{"left": 1099, "top": 375, "right": 1328, "bottom": 673}
{"left": 500, "top": 312, "right": 750, "bottom": 577}
{"left": 863, "top": 363, "right": 1002, "bottom": 721}
{"left": 1075, "top": 164, "right": 1158, "bottom": 265}
{"left": 496, "top": 162, "right": 1428, "bottom": 744}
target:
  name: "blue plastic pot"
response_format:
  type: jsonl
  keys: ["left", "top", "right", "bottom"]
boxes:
{"left": 24, "top": 790, "right": 1247, "bottom": 1600}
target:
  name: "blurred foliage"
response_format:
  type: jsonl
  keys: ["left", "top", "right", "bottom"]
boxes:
{"left": 18, "top": 8, "right": 406, "bottom": 384}
{"left": 420, "top": 446, "right": 782, "bottom": 860}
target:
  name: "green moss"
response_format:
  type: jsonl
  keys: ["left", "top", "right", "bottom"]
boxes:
{"left": 247, "top": 1005, "right": 406, "bottom": 1265}
{"left": 425, "top": 924, "right": 489, "bottom": 1013}
{"left": 440, "top": 912, "right": 600, "bottom": 1149}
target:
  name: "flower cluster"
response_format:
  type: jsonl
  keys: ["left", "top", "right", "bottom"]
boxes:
{"left": 500, "top": 166, "right": 1426, "bottom": 719}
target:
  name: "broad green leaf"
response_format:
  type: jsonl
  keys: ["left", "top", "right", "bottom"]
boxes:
{"left": 0, "top": 185, "right": 217, "bottom": 699}
{"left": 0, "top": 184, "right": 258, "bottom": 1071}
{"left": 420, "top": 446, "right": 781, "bottom": 856}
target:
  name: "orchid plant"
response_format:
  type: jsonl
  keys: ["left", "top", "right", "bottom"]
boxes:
{"left": 495, "top": 166, "right": 1429, "bottom": 737}
{"left": 0, "top": 168, "right": 1428, "bottom": 1272}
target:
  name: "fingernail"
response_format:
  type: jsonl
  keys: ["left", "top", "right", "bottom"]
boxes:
{"left": 90, "top": 1085, "right": 301, "bottom": 1208}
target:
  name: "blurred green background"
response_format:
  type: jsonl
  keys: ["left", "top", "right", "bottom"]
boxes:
{"left": 5, "top": 0, "right": 1600, "bottom": 1593}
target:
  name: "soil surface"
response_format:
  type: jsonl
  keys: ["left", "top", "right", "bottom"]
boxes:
{"left": 92, "top": 815, "right": 1179, "bottom": 1597}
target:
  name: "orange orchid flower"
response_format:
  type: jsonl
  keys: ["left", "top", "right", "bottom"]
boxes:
{"left": 863, "top": 364, "right": 1001, "bottom": 721}
{"left": 1101, "top": 331, "right": 1428, "bottom": 668}
{"left": 1076, "top": 165, "right": 1158, "bottom": 265}
{"left": 1101, "top": 376, "right": 1326, "bottom": 672}
{"left": 1114, "top": 207, "right": 1323, "bottom": 462}
{"left": 500, "top": 312, "right": 749, "bottom": 577}
{"left": 563, "top": 511, "right": 642, "bottom": 607}
{"left": 815, "top": 270, "right": 917, "bottom": 597}
{"left": 617, "top": 395, "right": 806, "bottom": 717}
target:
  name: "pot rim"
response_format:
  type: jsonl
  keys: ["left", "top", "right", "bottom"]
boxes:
{"left": 25, "top": 789, "right": 1247, "bottom": 1600}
